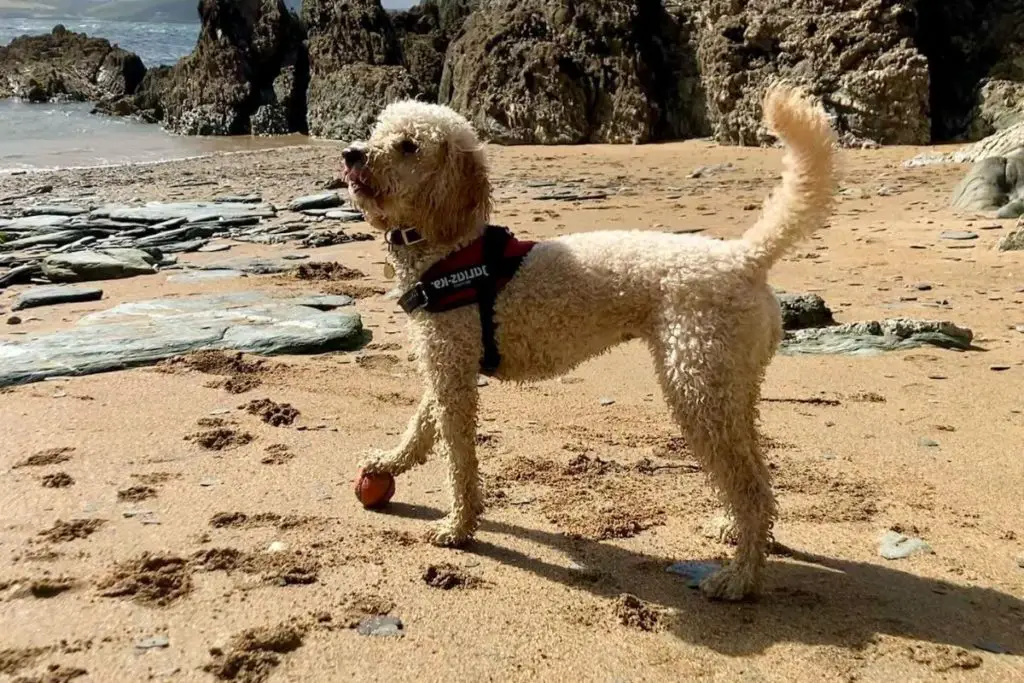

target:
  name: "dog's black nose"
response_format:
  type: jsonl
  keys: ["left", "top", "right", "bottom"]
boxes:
{"left": 342, "top": 146, "right": 366, "bottom": 168}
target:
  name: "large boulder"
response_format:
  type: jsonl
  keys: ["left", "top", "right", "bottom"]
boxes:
{"left": 693, "top": 0, "right": 930, "bottom": 147}
{"left": 304, "top": 0, "right": 421, "bottom": 139}
{"left": 390, "top": 0, "right": 477, "bottom": 102}
{"left": 0, "top": 25, "right": 145, "bottom": 103}
{"left": 949, "top": 146, "right": 1024, "bottom": 217}
{"left": 157, "top": 0, "right": 307, "bottom": 135}
{"left": 438, "top": 0, "right": 704, "bottom": 145}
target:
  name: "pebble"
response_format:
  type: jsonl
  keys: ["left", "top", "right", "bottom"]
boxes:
{"left": 878, "top": 530, "right": 932, "bottom": 560}
{"left": 135, "top": 635, "right": 170, "bottom": 650}
{"left": 665, "top": 560, "right": 721, "bottom": 588}
{"left": 1016, "top": 554, "right": 1024, "bottom": 569}
{"left": 939, "top": 230, "right": 978, "bottom": 241}
{"left": 6, "top": 315, "right": 22, "bottom": 325}
{"left": 476, "top": 377, "right": 489, "bottom": 387}
{"left": 357, "top": 615, "right": 404, "bottom": 637}
{"left": 990, "top": 365, "right": 1011, "bottom": 372}
{"left": 199, "top": 478, "right": 220, "bottom": 487}
{"left": 267, "top": 541, "right": 288, "bottom": 553}
{"left": 599, "top": 397, "right": 616, "bottom": 406}
{"left": 914, "top": 283, "right": 933, "bottom": 291}
{"left": 918, "top": 437, "right": 940, "bottom": 448}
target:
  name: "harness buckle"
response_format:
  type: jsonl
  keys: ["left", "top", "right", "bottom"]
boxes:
{"left": 398, "top": 281, "right": 429, "bottom": 314}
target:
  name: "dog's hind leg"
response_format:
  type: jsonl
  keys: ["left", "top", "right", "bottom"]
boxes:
{"left": 360, "top": 390, "right": 437, "bottom": 476}
{"left": 652, "top": 325, "right": 776, "bottom": 601}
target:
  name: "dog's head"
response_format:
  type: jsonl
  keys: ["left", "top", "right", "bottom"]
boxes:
{"left": 342, "top": 101, "right": 491, "bottom": 246}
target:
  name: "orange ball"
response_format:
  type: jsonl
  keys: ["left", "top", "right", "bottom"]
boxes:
{"left": 355, "top": 470, "right": 395, "bottom": 510}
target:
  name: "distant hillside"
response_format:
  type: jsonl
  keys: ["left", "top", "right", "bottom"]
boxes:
{"left": 0, "top": 0, "right": 417, "bottom": 22}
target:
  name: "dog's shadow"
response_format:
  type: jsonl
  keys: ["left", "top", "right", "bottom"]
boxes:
{"left": 383, "top": 503, "right": 1023, "bottom": 657}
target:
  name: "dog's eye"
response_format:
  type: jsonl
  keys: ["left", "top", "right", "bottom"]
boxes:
{"left": 399, "top": 139, "right": 418, "bottom": 155}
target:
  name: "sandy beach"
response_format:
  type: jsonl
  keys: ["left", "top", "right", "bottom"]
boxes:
{"left": 1, "top": 139, "right": 1022, "bottom": 682}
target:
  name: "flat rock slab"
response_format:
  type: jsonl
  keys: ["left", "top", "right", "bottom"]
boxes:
{"left": 195, "top": 257, "right": 296, "bottom": 275}
{"left": 90, "top": 202, "right": 275, "bottom": 225}
{"left": 0, "top": 292, "right": 364, "bottom": 387}
{"left": 12, "top": 285, "right": 103, "bottom": 311}
{"left": 288, "top": 191, "right": 344, "bottom": 212}
{"left": 20, "top": 204, "right": 90, "bottom": 217}
{"left": 3, "top": 215, "right": 72, "bottom": 231}
{"left": 879, "top": 530, "right": 932, "bottom": 560}
{"left": 166, "top": 270, "right": 244, "bottom": 283}
{"left": 42, "top": 248, "right": 158, "bottom": 283}
{"left": 781, "top": 319, "right": 974, "bottom": 356}
{"left": 939, "top": 230, "right": 979, "bottom": 240}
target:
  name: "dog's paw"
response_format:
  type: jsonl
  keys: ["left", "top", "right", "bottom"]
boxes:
{"left": 359, "top": 449, "right": 398, "bottom": 475}
{"left": 425, "top": 517, "right": 472, "bottom": 548}
{"left": 699, "top": 565, "right": 758, "bottom": 602}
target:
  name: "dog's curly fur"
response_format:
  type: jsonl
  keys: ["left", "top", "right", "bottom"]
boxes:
{"left": 344, "top": 85, "right": 838, "bottom": 600}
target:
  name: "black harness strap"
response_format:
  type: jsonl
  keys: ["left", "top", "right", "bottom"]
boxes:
{"left": 478, "top": 225, "right": 511, "bottom": 374}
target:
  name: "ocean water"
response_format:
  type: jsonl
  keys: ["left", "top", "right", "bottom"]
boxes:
{"left": 0, "top": 19, "right": 297, "bottom": 173}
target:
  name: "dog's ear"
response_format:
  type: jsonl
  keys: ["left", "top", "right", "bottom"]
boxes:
{"left": 417, "top": 139, "right": 491, "bottom": 245}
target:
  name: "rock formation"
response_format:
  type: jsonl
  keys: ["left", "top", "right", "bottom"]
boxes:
{"left": 0, "top": 25, "right": 145, "bottom": 103}
{"left": 438, "top": 0, "right": 705, "bottom": 145}
{"left": 4, "top": 0, "right": 1024, "bottom": 151}
{"left": 158, "top": 0, "right": 307, "bottom": 135}
{"left": 691, "top": 0, "right": 930, "bottom": 147}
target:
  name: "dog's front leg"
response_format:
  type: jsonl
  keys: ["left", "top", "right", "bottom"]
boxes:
{"left": 426, "top": 369, "right": 481, "bottom": 547}
{"left": 361, "top": 390, "right": 437, "bottom": 476}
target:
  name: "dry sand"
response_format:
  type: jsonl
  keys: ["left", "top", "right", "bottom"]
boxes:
{"left": 1, "top": 139, "right": 1023, "bottom": 683}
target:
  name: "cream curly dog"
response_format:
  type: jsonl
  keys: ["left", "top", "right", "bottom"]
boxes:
{"left": 343, "top": 85, "right": 838, "bottom": 600}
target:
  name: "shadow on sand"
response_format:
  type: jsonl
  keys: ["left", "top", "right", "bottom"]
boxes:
{"left": 383, "top": 502, "right": 1023, "bottom": 658}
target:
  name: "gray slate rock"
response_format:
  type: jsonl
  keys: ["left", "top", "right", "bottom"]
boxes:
{"left": 4, "top": 215, "right": 72, "bottom": 231}
{"left": 356, "top": 615, "right": 404, "bottom": 637}
{"left": 91, "top": 201, "right": 275, "bottom": 225}
{"left": 12, "top": 285, "right": 103, "bottom": 311}
{"left": 776, "top": 292, "right": 835, "bottom": 330}
{"left": 0, "top": 292, "right": 365, "bottom": 387}
{"left": 42, "top": 248, "right": 158, "bottom": 282}
{"left": 0, "top": 229, "right": 87, "bottom": 251}
{"left": 781, "top": 319, "right": 974, "bottom": 356}
{"left": 196, "top": 257, "right": 295, "bottom": 275}
{"left": 20, "top": 204, "right": 89, "bottom": 217}
{"left": 287, "top": 192, "right": 344, "bottom": 212}
{"left": 879, "top": 530, "right": 932, "bottom": 560}
{"left": 325, "top": 210, "right": 363, "bottom": 221}
{"left": 939, "top": 230, "right": 978, "bottom": 241}
{"left": 166, "top": 270, "right": 244, "bottom": 283}
{"left": 996, "top": 199, "right": 1024, "bottom": 219}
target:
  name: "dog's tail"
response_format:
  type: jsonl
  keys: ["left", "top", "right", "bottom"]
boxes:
{"left": 740, "top": 84, "right": 838, "bottom": 270}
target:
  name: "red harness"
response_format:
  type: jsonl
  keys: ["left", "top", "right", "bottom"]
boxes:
{"left": 396, "top": 225, "right": 536, "bottom": 374}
